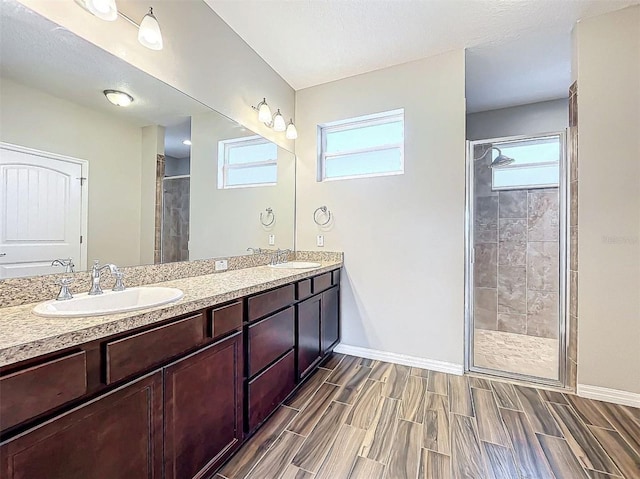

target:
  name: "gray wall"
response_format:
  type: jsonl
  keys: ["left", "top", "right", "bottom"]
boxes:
{"left": 466, "top": 99, "right": 569, "bottom": 141}
{"left": 165, "top": 155, "right": 190, "bottom": 177}
{"left": 295, "top": 51, "right": 467, "bottom": 368}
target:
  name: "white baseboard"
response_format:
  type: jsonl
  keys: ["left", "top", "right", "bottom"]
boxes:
{"left": 333, "top": 343, "right": 464, "bottom": 376}
{"left": 577, "top": 384, "right": 640, "bottom": 408}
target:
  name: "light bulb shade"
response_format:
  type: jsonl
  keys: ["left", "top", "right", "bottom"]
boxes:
{"left": 272, "top": 110, "right": 286, "bottom": 132}
{"left": 85, "top": 0, "right": 118, "bottom": 21}
{"left": 138, "top": 8, "right": 163, "bottom": 50}
{"left": 285, "top": 120, "right": 298, "bottom": 140}
{"left": 257, "top": 99, "right": 272, "bottom": 124}
{"left": 104, "top": 90, "right": 134, "bottom": 107}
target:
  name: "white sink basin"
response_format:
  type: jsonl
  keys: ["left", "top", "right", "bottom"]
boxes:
{"left": 269, "top": 261, "right": 322, "bottom": 269}
{"left": 33, "top": 287, "right": 184, "bottom": 318}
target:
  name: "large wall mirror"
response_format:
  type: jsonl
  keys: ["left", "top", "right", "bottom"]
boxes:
{"left": 0, "top": 2, "right": 295, "bottom": 279}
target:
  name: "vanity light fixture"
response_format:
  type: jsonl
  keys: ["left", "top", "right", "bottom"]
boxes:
{"left": 76, "top": 1, "right": 164, "bottom": 51}
{"left": 182, "top": 140, "right": 192, "bottom": 146}
{"left": 252, "top": 98, "right": 297, "bottom": 139}
{"left": 255, "top": 98, "right": 272, "bottom": 124}
{"left": 272, "top": 110, "right": 286, "bottom": 132}
{"left": 83, "top": 0, "right": 118, "bottom": 21}
{"left": 103, "top": 89, "right": 134, "bottom": 107}
{"left": 137, "top": 7, "right": 163, "bottom": 51}
{"left": 286, "top": 119, "right": 298, "bottom": 140}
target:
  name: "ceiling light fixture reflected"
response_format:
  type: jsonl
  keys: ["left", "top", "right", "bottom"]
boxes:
{"left": 103, "top": 89, "right": 134, "bottom": 107}
{"left": 182, "top": 140, "right": 192, "bottom": 146}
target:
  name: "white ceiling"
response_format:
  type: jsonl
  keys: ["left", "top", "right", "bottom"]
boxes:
{"left": 207, "top": 0, "right": 639, "bottom": 112}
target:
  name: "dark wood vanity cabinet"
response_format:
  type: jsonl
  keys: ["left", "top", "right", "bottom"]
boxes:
{"left": 164, "top": 332, "right": 242, "bottom": 479}
{"left": 0, "top": 371, "right": 164, "bottom": 479}
{"left": 0, "top": 268, "right": 340, "bottom": 479}
{"left": 297, "top": 294, "right": 322, "bottom": 379}
{"left": 322, "top": 286, "right": 340, "bottom": 355}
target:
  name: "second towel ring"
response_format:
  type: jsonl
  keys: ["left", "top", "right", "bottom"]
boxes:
{"left": 313, "top": 206, "right": 332, "bottom": 226}
{"left": 260, "top": 207, "right": 275, "bottom": 227}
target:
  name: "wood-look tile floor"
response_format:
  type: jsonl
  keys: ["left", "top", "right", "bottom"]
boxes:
{"left": 217, "top": 354, "right": 640, "bottom": 479}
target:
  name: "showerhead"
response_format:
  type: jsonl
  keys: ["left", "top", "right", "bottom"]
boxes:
{"left": 489, "top": 152, "right": 515, "bottom": 168}
{"left": 476, "top": 146, "right": 515, "bottom": 168}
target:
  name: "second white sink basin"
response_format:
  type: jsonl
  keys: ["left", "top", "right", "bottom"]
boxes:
{"left": 33, "top": 287, "right": 184, "bottom": 318}
{"left": 269, "top": 261, "right": 322, "bottom": 269}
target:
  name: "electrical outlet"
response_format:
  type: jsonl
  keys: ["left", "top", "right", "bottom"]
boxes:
{"left": 214, "top": 259, "right": 228, "bottom": 271}
{"left": 317, "top": 235, "right": 324, "bottom": 247}
{"left": 268, "top": 234, "right": 275, "bottom": 246}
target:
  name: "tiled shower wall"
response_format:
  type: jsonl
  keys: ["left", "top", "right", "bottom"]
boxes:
{"left": 162, "top": 177, "right": 190, "bottom": 263}
{"left": 474, "top": 147, "right": 560, "bottom": 339}
{"left": 568, "top": 82, "right": 578, "bottom": 389}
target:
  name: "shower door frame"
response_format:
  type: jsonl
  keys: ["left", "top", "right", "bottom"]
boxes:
{"left": 464, "top": 131, "right": 569, "bottom": 388}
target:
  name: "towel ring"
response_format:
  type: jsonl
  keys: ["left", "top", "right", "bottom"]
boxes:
{"left": 260, "top": 207, "right": 275, "bottom": 227}
{"left": 313, "top": 206, "right": 332, "bottom": 226}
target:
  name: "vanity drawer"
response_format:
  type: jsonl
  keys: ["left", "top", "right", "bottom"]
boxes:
{"left": 247, "top": 284, "right": 295, "bottom": 322}
{"left": 247, "top": 306, "right": 295, "bottom": 377}
{"left": 0, "top": 351, "right": 87, "bottom": 431}
{"left": 312, "top": 272, "right": 332, "bottom": 294}
{"left": 247, "top": 349, "right": 295, "bottom": 432}
{"left": 296, "top": 279, "right": 312, "bottom": 301}
{"left": 209, "top": 301, "right": 243, "bottom": 339}
{"left": 105, "top": 314, "right": 204, "bottom": 384}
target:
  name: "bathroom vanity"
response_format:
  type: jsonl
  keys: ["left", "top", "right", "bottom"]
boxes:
{"left": 0, "top": 263, "right": 341, "bottom": 479}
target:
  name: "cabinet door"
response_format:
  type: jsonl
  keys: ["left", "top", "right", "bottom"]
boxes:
{"left": 321, "top": 286, "right": 340, "bottom": 355}
{"left": 164, "top": 332, "right": 243, "bottom": 479}
{"left": 0, "top": 371, "right": 163, "bottom": 479}
{"left": 297, "top": 295, "right": 322, "bottom": 379}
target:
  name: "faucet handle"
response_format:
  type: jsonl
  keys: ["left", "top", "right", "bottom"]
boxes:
{"left": 112, "top": 271, "right": 126, "bottom": 292}
{"left": 55, "top": 277, "right": 74, "bottom": 301}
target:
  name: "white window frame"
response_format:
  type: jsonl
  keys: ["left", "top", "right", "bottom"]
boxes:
{"left": 491, "top": 134, "right": 561, "bottom": 191}
{"left": 217, "top": 135, "right": 277, "bottom": 189}
{"left": 317, "top": 109, "right": 405, "bottom": 182}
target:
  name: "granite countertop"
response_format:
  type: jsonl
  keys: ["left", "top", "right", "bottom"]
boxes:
{"left": 0, "top": 261, "right": 342, "bottom": 368}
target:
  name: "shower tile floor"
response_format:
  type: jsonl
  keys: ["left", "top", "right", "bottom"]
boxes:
{"left": 474, "top": 329, "right": 559, "bottom": 380}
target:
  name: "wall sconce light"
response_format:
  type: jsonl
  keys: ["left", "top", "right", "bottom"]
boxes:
{"left": 252, "top": 98, "right": 297, "bottom": 139}
{"left": 286, "top": 119, "right": 298, "bottom": 140}
{"left": 76, "top": 1, "right": 164, "bottom": 51}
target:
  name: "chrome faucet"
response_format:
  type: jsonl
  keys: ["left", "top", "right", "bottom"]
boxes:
{"left": 52, "top": 258, "right": 75, "bottom": 273}
{"left": 52, "top": 258, "right": 75, "bottom": 301}
{"left": 247, "top": 247, "right": 263, "bottom": 255}
{"left": 88, "top": 260, "right": 121, "bottom": 295}
{"left": 270, "top": 249, "right": 291, "bottom": 265}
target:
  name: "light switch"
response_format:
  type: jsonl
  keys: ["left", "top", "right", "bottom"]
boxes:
{"left": 317, "top": 235, "right": 324, "bottom": 247}
{"left": 268, "top": 234, "right": 275, "bottom": 246}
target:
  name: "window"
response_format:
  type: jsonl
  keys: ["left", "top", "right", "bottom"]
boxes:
{"left": 318, "top": 109, "right": 404, "bottom": 181}
{"left": 217, "top": 135, "right": 277, "bottom": 189}
{"left": 491, "top": 135, "right": 561, "bottom": 190}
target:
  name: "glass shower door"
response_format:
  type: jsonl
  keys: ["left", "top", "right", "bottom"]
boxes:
{"left": 466, "top": 133, "right": 567, "bottom": 385}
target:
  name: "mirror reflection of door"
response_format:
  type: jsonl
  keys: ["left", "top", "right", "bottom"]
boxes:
{"left": 0, "top": 143, "right": 87, "bottom": 278}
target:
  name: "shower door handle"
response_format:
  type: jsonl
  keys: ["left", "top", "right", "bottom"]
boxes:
{"left": 470, "top": 248, "right": 475, "bottom": 264}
